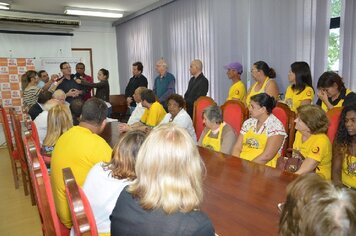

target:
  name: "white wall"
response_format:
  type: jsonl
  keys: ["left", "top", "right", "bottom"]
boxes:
{"left": 71, "top": 20, "right": 120, "bottom": 94}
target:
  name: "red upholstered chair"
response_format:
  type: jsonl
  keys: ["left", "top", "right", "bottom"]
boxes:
{"left": 272, "top": 102, "right": 296, "bottom": 156}
{"left": 30, "top": 121, "right": 41, "bottom": 147}
{"left": 63, "top": 167, "right": 98, "bottom": 236}
{"left": 23, "top": 134, "right": 70, "bottom": 236}
{"left": 193, "top": 96, "right": 216, "bottom": 140}
{"left": 326, "top": 107, "right": 343, "bottom": 144}
{"left": 221, "top": 100, "right": 249, "bottom": 135}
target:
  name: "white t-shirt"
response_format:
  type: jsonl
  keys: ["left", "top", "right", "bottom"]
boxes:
{"left": 34, "top": 110, "right": 48, "bottom": 145}
{"left": 159, "top": 108, "right": 197, "bottom": 142}
{"left": 127, "top": 102, "right": 146, "bottom": 125}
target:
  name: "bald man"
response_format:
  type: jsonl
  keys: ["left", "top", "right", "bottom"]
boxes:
{"left": 184, "top": 59, "right": 209, "bottom": 117}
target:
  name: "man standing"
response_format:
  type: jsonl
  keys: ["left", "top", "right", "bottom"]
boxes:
{"left": 51, "top": 98, "right": 112, "bottom": 228}
{"left": 56, "top": 62, "right": 84, "bottom": 103}
{"left": 184, "top": 59, "right": 209, "bottom": 118}
{"left": 37, "top": 70, "right": 54, "bottom": 91}
{"left": 125, "top": 62, "right": 148, "bottom": 113}
{"left": 224, "top": 62, "right": 246, "bottom": 102}
{"left": 153, "top": 59, "right": 175, "bottom": 110}
{"left": 75, "top": 62, "right": 93, "bottom": 101}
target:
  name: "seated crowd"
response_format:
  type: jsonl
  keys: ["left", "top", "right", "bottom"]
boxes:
{"left": 16, "top": 58, "right": 356, "bottom": 235}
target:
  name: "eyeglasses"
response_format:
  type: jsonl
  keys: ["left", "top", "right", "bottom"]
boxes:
{"left": 250, "top": 69, "right": 258, "bottom": 73}
{"left": 62, "top": 66, "right": 71, "bottom": 69}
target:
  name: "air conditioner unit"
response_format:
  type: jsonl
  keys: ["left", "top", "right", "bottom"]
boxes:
{"left": 0, "top": 10, "right": 80, "bottom": 33}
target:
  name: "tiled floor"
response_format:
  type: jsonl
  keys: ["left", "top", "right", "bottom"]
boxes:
{"left": 0, "top": 147, "right": 42, "bottom": 236}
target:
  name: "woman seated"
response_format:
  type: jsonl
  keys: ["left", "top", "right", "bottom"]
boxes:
{"left": 198, "top": 105, "right": 236, "bottom": 155}
{"left": 292, "top": 105, "right": 331, "bottom": 179}
{"left": 284, "top": 61, "right": 314, "bottom": 112}
{"left": 279, "top": 174, "right": 356, "bottom": 236}
{"left": 232, "top": 93, "right": 286, "bottom": 167}
{"left": 110, "top": 124, "right": 215, "bottom": 236}
{"left": 316, "top": 71, "right": 356, "bottom": 112}
{"left": 81, "top": 130, "right": 146, "bottom": 236}
{"left": 159, "top": 94, "right": 196, "bottom": 142}
{"left": 245, "top": 61, "right": 280, "bottom": 106}
{"left": 41, "top": 103, "right": 73, "bottom": 166}
{"left": 332, "top": 104, "right": 356, "bottom": 189}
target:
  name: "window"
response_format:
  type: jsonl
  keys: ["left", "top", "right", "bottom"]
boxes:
{"left": 327, "top": 0, "right": 342, "bottom": 71}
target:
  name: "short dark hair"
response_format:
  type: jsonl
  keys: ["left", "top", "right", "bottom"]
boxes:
{"left": 254, "top": 61, "right": 276, "bottom": 78}
{"left": 140, "top": 89, "right": 156, "bottom": 104}
{"left": 133, "top": 61, "right": 143, "bottom": 73}
{"left": 99, "top": 68, "right": 109, "bottom": 79}
{"left": 81, "top": 98, "right": 107, "bottom": 125}
{"left": 167, "top": 94, "right": 185, "bottom": 108}
{"left": 60, "top": 62, "right": 69, "bottom": 69}
{"left": 70, "top": 99, "right": 84, "bottom": 126}
{"left": 76, "top": 62, "right": 85, "bottom": 68}
{"left": 317, "top": 71, "right": 345, "bottom": 91}
{"left": 250, "top": 93, "right": 276, "bottom": 114}
{"left": 37, "top": 91, "right": 52, "bottom": 104}
{"left": 38, "top": 70, "right": 47, "bottom": 77}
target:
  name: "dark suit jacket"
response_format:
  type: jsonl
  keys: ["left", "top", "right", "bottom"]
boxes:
{"left": 28, "top": 103, "right": 43, "bottom": 120}
{"left": 184, "top": 73, "right": 209, "bottom": 117}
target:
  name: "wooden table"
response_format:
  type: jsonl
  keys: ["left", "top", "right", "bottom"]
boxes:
{"left": 101, "top": 121, "right": 297, "bottom": 236}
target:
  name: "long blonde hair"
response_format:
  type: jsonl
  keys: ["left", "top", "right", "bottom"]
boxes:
{"left": 128, "top": 123, "right": 205, "bottom": 214}
{"left": 43, "top": 104, "right": 73, "bottom": 147}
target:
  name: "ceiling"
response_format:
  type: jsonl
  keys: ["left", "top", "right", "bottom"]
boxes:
{"left": 5, "top": 0, "right": 159, "bottom": 20}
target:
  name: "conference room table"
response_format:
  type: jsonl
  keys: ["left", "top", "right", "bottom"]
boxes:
{"left": 101, "top": 121, "right": 297, "bottom": 236}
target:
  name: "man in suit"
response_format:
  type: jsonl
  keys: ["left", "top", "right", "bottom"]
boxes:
{"left": 184, "top": 59, "right": 209, "bottom": 118}
{"left": 28, "top": 90, "right": 52, "bottom": 120}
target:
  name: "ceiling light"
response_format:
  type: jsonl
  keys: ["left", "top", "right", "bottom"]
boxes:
{"left": 64, "top": 7, "right": 123, "bottom": 18}
{"left": 0, "top": 2, "right": 10, "bottom": 10}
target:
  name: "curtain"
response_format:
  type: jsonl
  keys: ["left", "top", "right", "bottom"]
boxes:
{"left": 340, "top": 0, "right": 356, "bottom": 91}
{"left": 115, "top": 0, "right": 329, "bottom": 104}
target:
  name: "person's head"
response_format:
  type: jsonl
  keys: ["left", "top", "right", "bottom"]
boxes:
{"left": 37, "top": 91, "right": 52, "bottom": 105}
{"left": 128, "top": 123, "right": 205, "bottom": 214}
{"left": 21, "top": 70, "right": 38, "bottom": 90}
{"left": 103, "top": 130, "right": 146, "bottom": 181}
{"left": 69, "top": 98, "right": 84, "bottom": 126}
{"left": 224, "top": 62, "right": 243, "bottom": 80}
{"left": 295, "top": 105, "right": 329, "bottom": 134}
{"left": 289, "top": 61, "right": 313, "bottom": 92}
{"left": 167, "top": 94, "right": 185, "bottom": 118}
{"left": 336, "top": 104, "right": 356, "bottom": 145}
{"left": 43, "top": 99, "right": 60, "bottom": 111}
{"left": 80, "top": 97, "right": 108, "bottom": 132}
{"left": 60, "top": 62, "right": 71, "bottom": 76}
{"left": 202, "top": 105, "right": 223, "bottom": 129}
{"left": 98, "top": 68, "right": 109, "bottom": 81}
{"left": 251, "top": 61, "right": 276, "bottom": 81}
{"left": 140, "top": 89, "right": 156, "bottom": 107}
{"left": 279, "top": 174, "right": 356, "bottom": 236}
{"left": 155, "top": 59, "right": 168, "bottom": 75}
{"left": 38, "top": 70, "right": 49, "bottom": 83}
{"left": 249, "top": 93, "right": 276, "bottom": 117}
{"left": 190, "top": 59, "right": 203, "bottom": 77}
{"left": 317, "top": 71, "right": 345, "bottom": 98}
{"left": 75, "top": 62, "right": 85, "bottom": 76}
{"left": 132, "top": 61, "right": 143, "bottom": 77}
{"left": 133, "top": 87, "right": 146, "bottom": 103}
{"left": 43, "top": 104, "right": 73, "bottom": 147}
{"left": 52, "top": 89, "right": 66, "bottom": 104}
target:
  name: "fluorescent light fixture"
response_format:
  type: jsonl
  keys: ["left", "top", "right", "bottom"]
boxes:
{"left": 64, "top": 7, "right": 123, "bottom": 18}
{"left": 0, "top": 2, "right": 10, "bottom": 10}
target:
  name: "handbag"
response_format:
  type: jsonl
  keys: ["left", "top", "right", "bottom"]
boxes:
{"left": 277, "top": 148, "right": 304, "bottom": 173}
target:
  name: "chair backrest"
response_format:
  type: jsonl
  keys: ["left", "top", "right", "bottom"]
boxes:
{"left": 326, "top": 107, "right": 343, "bottom": 144}
{"left": 109, "top": 95, "right": 127, "bottom": 114}
{"left": 23, "top": 134, "right": 70, "bottom": 236}
{"left": 192, "top": 96, "right": 216, "bottom": 140}
{"left": 30, "top": 121, "right": 41, "bottom": 147}
{"left": 63, "top": 167, "right": 98, "bottom": 236}
{"left": 272, "top": 102, "right": 296, "bottom": 155}
{"left": 221, "top": 100, "right": 249, "bottom": 135}
{"left": 0, "top": 105, "right": 16, "bottom": 154}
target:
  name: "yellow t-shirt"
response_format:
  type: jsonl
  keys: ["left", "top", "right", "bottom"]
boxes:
{"left": 245, "top": 77, "right": 270, "bottom": 106}
{"left": 293, "top": 131, "right": 332, "bottom": 180}
{"left": 320, "top": 88, "right": 352, "bottom": 112}
{"left": 284, "top": 85, "right": 314, "bottom": 112}
{"left": 342, "top": 154, "right": 356, "bottom": 189}
{"left": 226, "top": 80, "right": 246, "bottom": 102}
{"left": 202, "top": 123, "right": 225, "bottom": 152}
{"left": 51, "top": 126, "right": 112, "bottom": 228}
{"left": 140, "top": 101, "right": 166, "bottom": 127}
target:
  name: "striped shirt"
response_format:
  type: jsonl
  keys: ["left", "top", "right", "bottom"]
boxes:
{"left": 23, "top": 86, "right": 41, "bottom": 109}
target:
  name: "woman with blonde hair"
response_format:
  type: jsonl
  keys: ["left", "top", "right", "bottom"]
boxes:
{"left": 110, "top": 123, "right": 215, "bottom": 236}
{"left": 81, "top": 130, "right": 146, "bottom": 236}
{"left": 41, "top": 103, "right": 73, "bottom": 163}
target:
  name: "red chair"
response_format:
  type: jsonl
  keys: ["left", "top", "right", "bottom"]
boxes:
{"left": 30, "top": 121, "right": 41, "bottom": 147}
{"left": 326, "top": 107, "right": 343, "bottom": 143}
{"left": 272, "top": 102, "right": 296, "bottom": 156}
{"left": 63, "top": 167, "right": 98, "bottom": 236}
{"left": 221, "top": 100, "right": 249, "bottom": 135}
{"left": 192, "top": 96, "right": 216, "bottom": 140}
{"left": 23, "top": 133, "right": 70, "bottom": 236}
